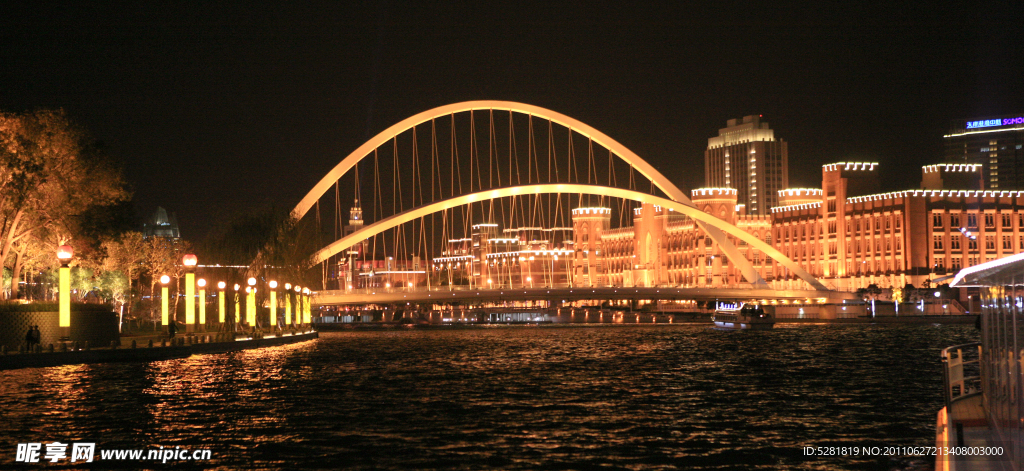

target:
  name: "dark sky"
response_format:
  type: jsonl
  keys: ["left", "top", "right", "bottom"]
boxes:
{"left": 2, "top": 1, "right": 1022, "bottom": 240}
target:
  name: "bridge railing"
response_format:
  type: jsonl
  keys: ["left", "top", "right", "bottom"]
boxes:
{"left": 317, "top": 282, "right": 790, "bottom": 298}
{"left": 941, "top": 342, "right": 982, "bottom": 409}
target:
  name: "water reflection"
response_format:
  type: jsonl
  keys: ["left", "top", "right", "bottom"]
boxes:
{"left": 0, "top": 325, "right": 977, "bottom": 469}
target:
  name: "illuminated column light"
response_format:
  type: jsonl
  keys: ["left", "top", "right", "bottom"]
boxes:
{"left": 295, "top": 285, "right": 302, "bottom": 325}
{"left": 57, "top": 245, "right": 74, "bottom": 340}
{"left": 246, "top": 276, "right": 257, "bottom": 326}
{"left": 303, "top": 287, "right": 311, "bottom": 325}
{"left": 284, "top": 283, "right": 292, "bottom": 326}
{"left": 218, "top": 281, "right": 226, "bottom": 324}
{"left": 160, "top": 275, "right": 171, "bottom": 328}
{"left": 183, "top": 254, "right": 197, "bottom": 332}
{"left": 269, "top": 280, "right": 278, "bottom": 328}
{"left": 234, "top": 284, "right": 241, "bottom": 324}
{"left": 198, "top": 278, "right": 207, "bottom": 329}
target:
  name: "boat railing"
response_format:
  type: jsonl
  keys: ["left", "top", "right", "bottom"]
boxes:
{"left": 941, "top": 342, "right": 982, "bottom": 409}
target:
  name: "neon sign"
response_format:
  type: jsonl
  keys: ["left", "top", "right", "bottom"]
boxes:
{"left": 966, "top": 116, "right": 1024, "bottom": 129}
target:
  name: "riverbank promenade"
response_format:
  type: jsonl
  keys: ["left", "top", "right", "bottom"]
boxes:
{"left": 0, "top": 330, "right": 317, "bottom": 370}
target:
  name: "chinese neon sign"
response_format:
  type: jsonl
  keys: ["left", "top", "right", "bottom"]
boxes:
{"left": 966, "top": 116, "right": 1024, "bottom": 129}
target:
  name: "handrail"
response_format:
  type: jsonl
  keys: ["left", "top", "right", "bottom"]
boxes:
{"left": 941, "top": 342, "right": 982, "bottom": 409}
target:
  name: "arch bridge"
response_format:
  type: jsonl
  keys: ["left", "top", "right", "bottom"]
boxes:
{"left": 290, "top": 101, "right": 836, "bottom": 307}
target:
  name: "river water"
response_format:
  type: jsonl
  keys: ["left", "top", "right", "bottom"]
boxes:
{"left": 0, "top": 324, "right": 979, "bottom": 470}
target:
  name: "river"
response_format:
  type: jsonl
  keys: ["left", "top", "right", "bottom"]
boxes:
{"left": 0, "top": 324, "right": 979, "bottom": 469}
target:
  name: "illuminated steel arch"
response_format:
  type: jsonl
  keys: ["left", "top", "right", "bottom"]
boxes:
{"left": 311, "top": 184, "right": 828, "bottom": 291}
{"left": 292, "top": 100, "right": 770, "bottom": 286}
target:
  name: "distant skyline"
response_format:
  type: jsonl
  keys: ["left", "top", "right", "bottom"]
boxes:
{"left": 2, "top": 2, "right": 1021, "bottom": 239}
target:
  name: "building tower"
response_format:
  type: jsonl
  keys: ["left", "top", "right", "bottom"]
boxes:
{"left": 705, "top": 115, "right": 788, "bottom": 215}
{"left": 571, "top": 207, "right": 611, "bottom": 287}
{"left": 943, "top": 114, "right": 1024, "bottom": 190}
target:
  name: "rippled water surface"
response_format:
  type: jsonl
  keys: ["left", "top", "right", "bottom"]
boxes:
{"left": 0, "top": 324, "right": 979, "bottom": 469}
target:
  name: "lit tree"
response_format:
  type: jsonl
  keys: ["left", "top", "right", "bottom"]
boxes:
{"left": 0, "top": 109, "right": 127, "bottom": 299}
{"left": 102, "top": 231, "right": 148, "bottom": 317}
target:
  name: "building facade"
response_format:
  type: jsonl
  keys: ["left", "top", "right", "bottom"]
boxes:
{"left": 944, "top": 114, "right": 1024, "bottom": 190}
{"left": 343, "top": 168, "right": 1024, "bottom": 302}
{"left": 705, "top": 115, "right": 788, "bottom": 215}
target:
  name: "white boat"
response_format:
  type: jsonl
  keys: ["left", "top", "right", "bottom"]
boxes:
{"left": 712, "top": 303, "right": 775, "bottom": 331}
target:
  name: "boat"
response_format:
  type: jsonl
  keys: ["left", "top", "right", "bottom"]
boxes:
{"left": 712, "top": 303, "right": 775, "bottom": 330}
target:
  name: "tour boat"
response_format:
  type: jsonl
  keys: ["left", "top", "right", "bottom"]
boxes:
{"left": 712, "top": 303, "right": 775, "bottom": 331}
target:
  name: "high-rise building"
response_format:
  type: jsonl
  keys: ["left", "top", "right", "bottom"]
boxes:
{"left": 704, "top": 115, "right": 788, "bottom": 215}
{"left": 142, "top": 207, "right": 180, "bottom": 239}
{"left": 944, "top": 114, "right": 1024, "bottom": 190}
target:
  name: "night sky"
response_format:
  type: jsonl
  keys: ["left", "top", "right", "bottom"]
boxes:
{"left": 2, "top": 2, "right": 1022, "bottom": 240}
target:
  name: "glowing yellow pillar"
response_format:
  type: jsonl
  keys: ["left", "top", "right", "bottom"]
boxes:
{"left": 218, "top": 282, "right": 226, "bottom": 324}
{"left": 246, "top": 288, "right": 255, "bottom": 326}
{"left": 269, "top": 280, "right": 278, "bottom": 328}
{"left": 198, "top": 279, "right": 207, "bottom": 328}
{"left": 59, "top": 266, "right": 70, "bottom": 329}
{"left": 294, "top": 285, "right": 302, "bottom": 326}
{"left": 184, "top": 272, "right": 195, "bottom": 331}
{"left": 284, "top": 283, "right": 292, "bottom": 325}
{"left": 234, "top": 284, "right": 240, "bottom": 324}
{"left": 56, "top": 245, "right": 74, "bottom": 340}
{"left": 303, "top": 288, "right": 312, "bottom": 324}
{"left": 246, "top": 278, "right": 256, "bottom": 326}
{"left": 160, "top": 275, "right": 170, "bottom": 327}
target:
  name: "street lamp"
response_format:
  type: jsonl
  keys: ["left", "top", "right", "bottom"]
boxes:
{"left": 284, "top": 283, "right": 292, "bottom": 326}
{"left": 197, "top": 278, "right": 207, "bottom": 329}
{"left": 217, "top": 281, "right": 226, "bottom": 324}
{"left": 57, "top": 245, "right": 73, "bottom": 340}
{"left": 160, "top": 275, "right": 171, "bottom": 329}
{"left": 246, "top": 277, "right": 256, "bottom": 327}
{"left": 269, "top": 280, "right": 278, "bottom": 328}
{"left": 183, "top": 254, "right": 197, "bottom": 332}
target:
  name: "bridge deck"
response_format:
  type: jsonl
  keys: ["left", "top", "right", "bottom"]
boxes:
{"left": 314, "top": 286, "right": 856, "bottom": 306}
